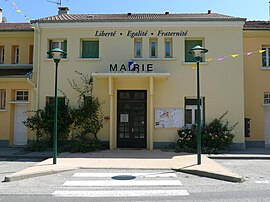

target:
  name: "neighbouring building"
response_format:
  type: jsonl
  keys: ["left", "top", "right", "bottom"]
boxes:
{"left": 243, "top": 21, "right": 270, "bottom": 148}
{"left": 30, "top": 8, "right": 246, "bottom": 150}
{"left": 0, "top": 18, "right": 34, "bottom": 146}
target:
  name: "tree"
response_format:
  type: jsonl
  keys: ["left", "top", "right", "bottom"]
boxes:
{"left": 69, "top": 71, "right": 103, "bottom": 140}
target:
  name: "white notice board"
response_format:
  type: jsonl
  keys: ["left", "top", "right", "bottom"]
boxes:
{"left": 155, "top": 108, "right": 184, "bottom": 128}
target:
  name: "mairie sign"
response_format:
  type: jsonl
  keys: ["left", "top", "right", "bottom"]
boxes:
{"left": 109, "top": 62, "right": 154, "bottom": 72}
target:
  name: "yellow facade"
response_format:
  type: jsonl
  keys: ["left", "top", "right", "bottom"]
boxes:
{"left": 244, "top": 29, "right": 270, "bottom": 147}
{"left": 0, "top": 30, "right": 34, "bottom": 146}
{"left": 33, "top": 17, "right": 246, "bottom": 150}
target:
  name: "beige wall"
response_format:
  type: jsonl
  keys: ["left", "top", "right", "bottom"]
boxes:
{"left": 35, "top": 22, "right": 245, "bottom": 147}
{"left": 0, "top": 32, "right": 34, "bottom": 64}
{"left": 0, "top": 80, "right": 32, "bottom": 145}
{"left": 244, "top": 31, "right": 270, "bottom": 142}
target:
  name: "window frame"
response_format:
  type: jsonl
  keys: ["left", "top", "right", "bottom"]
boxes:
{"left": 134, "top": 38, "right": 142, "bottom": 58}
{"left": 48, "top": 39, "right": 67, "bottom": 59}
{"left": 184, "top": 39, "right": 205, "bottom": 63}
{"left": 15, "top": 90, "right": 29, "bottom": 102}
{"left": 184, "top": 98, "right": 205, "bottom": 128}
{"left": 165, "top": 38, "right": 172, "bottom": 58}
{"left": 149, "top": 38, "right": 158, "bottom": 58}
{"left": 262, "top": 47, "right": 270, "bottom": 67}
{"left": 264, "top": 92, "right": 270, "bottom": 104}
{"left": 0, "top": 89, "right": 6, "bottom": 111}
{"left": 81, "top": 39, "right": 100, "bottom": 59}
{"left": 0, "top": 46, "right": 4, "bottom": 64}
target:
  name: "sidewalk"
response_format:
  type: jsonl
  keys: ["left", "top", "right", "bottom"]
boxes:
{"left": 0, "top": 147, "right": 52, "bottom": 159}
{"left": 3, "top": 149, "right": 244, "bottom": 183}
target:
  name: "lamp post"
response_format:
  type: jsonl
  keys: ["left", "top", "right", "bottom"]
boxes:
{"left": 190, "top": 45, "right": 208, "bottom": 165}
{"left": 47, "top": 48, "right": 67, "bottom": 164}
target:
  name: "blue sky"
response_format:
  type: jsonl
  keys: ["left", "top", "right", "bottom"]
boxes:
{"left": 0, "top": 0, "right": 269, "bottom": 22}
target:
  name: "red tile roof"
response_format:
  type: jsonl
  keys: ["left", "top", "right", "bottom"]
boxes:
{"left": 32, "top": 13, "right": 246, "bottom": 23}
{"left": 244, "top": 21, "right": 270, "bottom": 30}
{"left": 0, "top": 23, "right": 33, "bottom": 31}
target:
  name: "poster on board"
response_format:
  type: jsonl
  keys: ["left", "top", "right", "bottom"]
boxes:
{"left": 155, "top": 108, "right": 184, "bottom": 128}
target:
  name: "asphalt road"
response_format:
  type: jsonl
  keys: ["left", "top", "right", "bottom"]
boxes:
{"left": 0, "top": 159, "right": 269, "bottom": 201}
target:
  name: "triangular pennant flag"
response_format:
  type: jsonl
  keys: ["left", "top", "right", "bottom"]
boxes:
{"left": 247, "top": 52, "right": 252, "bottom": 56}
{"left": 192, "top": 64, "right": 196, "bottom": 69}
{"left": 16, "top": 10, "right": 22, "bottom": 13}
{"left": 206, "top": 58, "right": 213, "bottom": 62}
{"left": 218, "top": 56, "right": 225, "bottom": 61}
{"left": 231, "top": 54, "right": 239, "bottom": 58}
{"left": 259, "top": 50, "right": 266, "bottom": 53}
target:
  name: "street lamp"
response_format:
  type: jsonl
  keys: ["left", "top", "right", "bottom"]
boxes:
{"left": 190, "top": 45, "right": 208, "bottom": 165}
{"left": 47, "top": 48, "right": 67, "bottom": 164}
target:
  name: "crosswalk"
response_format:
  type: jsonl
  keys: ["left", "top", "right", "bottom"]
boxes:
{"left": 52, "top": 171, "right": 189, "bottom": 198}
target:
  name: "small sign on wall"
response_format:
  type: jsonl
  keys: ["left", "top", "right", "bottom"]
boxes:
{"left": 155, "top": 108, "right": 184, "bottom": 128}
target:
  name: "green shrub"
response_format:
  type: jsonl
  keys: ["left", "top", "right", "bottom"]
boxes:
{"left": 176, "top": 112, "right": 237, "bottom": 154}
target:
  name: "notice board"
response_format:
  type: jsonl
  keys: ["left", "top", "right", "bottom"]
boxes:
{"left": 155, "top": 108, "right": 184, "bottom": 128}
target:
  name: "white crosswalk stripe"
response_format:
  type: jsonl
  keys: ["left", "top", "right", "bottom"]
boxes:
{"left": 53, "top": 171, "right": 190, "bottom": 198}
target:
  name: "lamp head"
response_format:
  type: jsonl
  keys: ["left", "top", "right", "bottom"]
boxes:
{"left": 47, "top": 48, "right": 67, "bottom": 60}
{"left": 190, "top": 45, "right": 208, "bottom": 62}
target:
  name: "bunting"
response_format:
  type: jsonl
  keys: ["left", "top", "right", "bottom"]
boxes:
{"left": 5, "top": 0, "right": 31, "bottom": 22}
{"left": 192, "top": 50, "right": 266, "bottom": 69}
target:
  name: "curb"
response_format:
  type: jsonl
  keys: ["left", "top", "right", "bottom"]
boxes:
{"left": 0, "top": 155, "right": 51, "bottom": 160}
{"left": 4, "top": 168, "right": 75, "bottom": 182}
{"left": 208, "top": 155, "right": 270, "bottom": 160}
{"left": 174, "top": 168, "right": 244, "bottom": 183}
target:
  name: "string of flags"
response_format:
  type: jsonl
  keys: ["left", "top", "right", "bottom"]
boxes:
{"left": 5, "top": 0, "right": 31, "bottom": 22}
{"left": 192, "top": 49, "right": 266, "bottom": 69}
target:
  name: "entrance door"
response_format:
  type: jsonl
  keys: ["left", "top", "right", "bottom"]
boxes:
{"left": 264, "top": 107, "right": 270, "bottom": 148}
{"left": 14, "top": 104, "right": 28, "bottom": 146}
{"left": 117, "top": 90, "right": 147, "bottom": 148}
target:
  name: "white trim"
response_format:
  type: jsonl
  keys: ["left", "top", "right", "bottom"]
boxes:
{"left": 92, "top": 72, "right": 170, "bottom": 79}
{"left": 35, "top": 21, "right": 245, "bottom": 30}
{"left": 76, "top": 58, "right": 101, "bottom": 61}
{"left": 183, "top": 62, "right": 208, "bottom": 65}
{"left": 132, "top": 57, "right": 176, "bottom": 61}
{"left": 9, "top": 101, "right": 29, "bottom": 104}
{"left": 261, "top": 67, "right": 270, "bottom": 70}
{"left": 45, "top": 58, "right": 69, "bottom": 61}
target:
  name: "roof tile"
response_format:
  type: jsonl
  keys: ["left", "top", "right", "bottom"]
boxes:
{"left": 0, "top": 23, "right": 33, "bottom": 31}
{"left": 244, "top": 21, "right": 270, "bottom": 30}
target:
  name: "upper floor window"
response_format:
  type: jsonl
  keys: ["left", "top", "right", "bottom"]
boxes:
{"left": 49, "top": 39, "right": 67, "bottom": 58}
{"left": 12, "top": 45, "right": 19, "bottom": 64}
{"left": 262, "top": 47, "right": 270, "bottom": 67}
{"left": 264, "top": 93, "right": 270, "bottom": 104}
{"left": 134, "top": 38, "right": 142, "bottom": 58}
{"left": 29, "top": 45, "right": 33, "bottom": 64}
{"left": 81, "top": 39, "right": 99, "bottom": 58}
{"left": 185, "top": 39, "right": 204, "bottom": 62}
{"left": 0, "top": 46, "right": 4, "bottom": 64}
{"left": 165, "top": 38, "right": 172, "bottom": 58}
{"left": 16, "top": 90, "right": 28, "bottom": 101}
{"left": 0, "top": 89, "right": 6, "bottom": 110}
{"left": 149, "top": 38, "right": 157, "bottom": 57}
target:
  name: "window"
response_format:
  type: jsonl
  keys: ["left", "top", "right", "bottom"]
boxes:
{"left": 264, "top": 93, "right": 270, "bottom": 104}
{"left": 0, "top": 46, "right": 4, "bottom": 64}
{"left": 185, "top": 98, "right": 204, "bottom": 128}
{"left": 46, "top": 97, "right": 65, "bottom": 107}
{"left": 0, "top": 89, "right": 6, "bottom": 110}
{"left": 29, "top": 45, "right": 33, "bottom": 64}
{"left": 185, "top": 39, "right": 203, "bottom": 62}
{"left": 262, "top": 47, "right": 270, "bottom": 67}
{"left": 49, "top": 39, "right": 67, "bottom": 58}
{"left": 149, "top": 38, "right": 157, "bottom": 57}
{"left": 12, "top": 45, "right": 19, "bottom": 64}
{"left": 134, "top": 38, "right": 142, "bottom": 58}
{"left": 16, "top": 90, "right": 28, "bottom": 101}
{"left": 165, "top": 38, "right": 172, "bottom": 58}
{"left": 81, "top": 40, "right": 99, "bottom": 58}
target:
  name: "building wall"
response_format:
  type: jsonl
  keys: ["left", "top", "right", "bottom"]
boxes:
{"left": 35, "top": 22, "right": 245, "bottom": 149}
{"left": 0, "top": 32, "right": 33, "bottom": 64}
{"left": 244, "top": 30, "right": 270, "bottom": 146}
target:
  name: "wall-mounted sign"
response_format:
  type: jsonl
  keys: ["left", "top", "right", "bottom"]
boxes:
{"left": 155, "top": 108, "right": 184, "bottom": 128}
{"left": 93, "top": 30, "right": 188, "bottom": 38}
{"left": 109, "top": 61, "right": 154, "bottom": 73}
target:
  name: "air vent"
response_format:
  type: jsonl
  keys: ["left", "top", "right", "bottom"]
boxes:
{"left": 127, "top": 13, "right": 132, "bottom": 16}
{"left": 165, "top": 12, "right": 169, "bottom": 15}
